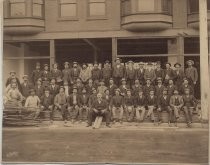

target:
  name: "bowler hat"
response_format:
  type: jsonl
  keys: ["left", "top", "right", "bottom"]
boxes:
{"left": 139, "top": 62, "right": 144, "bottom": 65}
{"left": 64, "top": 62, "right": 69, "bottom": 65}
{"left": 22, "top": 75, "right": 28, "bottom": 79}
{"left": 44, "top": 64, "right": 48, "bottom": 67}
{"left": 121, "top": 78, "right": 126, "bottom": 82}
{"left": 165, "top": 62, "right": 171, "bottom": 66}
{"left": 105, "top": 60, "right": 110, "bottom": 64}
{"left": 186, "top": 60, "right": 194, "bottom": 65}
{"left": 174, "top": 63, "right": 182, "bottom": 67}
{"left": 115, "top": 58, "right": 121, "bottom": 62}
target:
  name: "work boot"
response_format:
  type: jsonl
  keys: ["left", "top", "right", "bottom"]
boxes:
{"left": 106, "top": 124, "right": 111, "bottom": 128}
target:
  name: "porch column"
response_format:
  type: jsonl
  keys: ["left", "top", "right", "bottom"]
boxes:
{"left": 20, "top": 43, "right": 28, "bottom": 77}
{"left": 93, "top": 48, "right": 98, "bottom": 63}
{"left": 199, "top": 0, "right": 209, "bottom": 121}
{"left": 50, "top": 40, "right": 55, "bottom": 69}
{"left": 112, "top": 38, "right": 117, "bottom": 65}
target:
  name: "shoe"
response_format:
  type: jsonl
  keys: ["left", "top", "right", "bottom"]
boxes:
{"left": 64, "top": 120, "right": 67, "bottom": 124}
{"left": 106, "top": 124, "right": 111, "bottom": 128}
{"left": 120, "top": 120, "right": 123, "bottom": 124}
{"left": 86, "top": 124, "right": 91, "bottom": 127}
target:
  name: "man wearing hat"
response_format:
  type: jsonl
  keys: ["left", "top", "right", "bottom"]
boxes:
{"left": 180, "top": 78, "right": 194, "bottom": 95}
{"left": 54, "top": 86, "right": 68, "bottom": 124}
{"left": 24, "top": 88, "right": 41, "bottom": 120}
{"left": 6, "top": 71, "right": 21, "bottom": 91}
{"left": 125, "top": 60, "right": 136, "bottom": 88}
{"left": 69, "top": 62, "right": 81, "bottom": 85}
{"left": 155, "top": 77, "right": 165, "bottom": 99}
{"left": 31, "top": 62, "right": 42, "bottom": 85}
{"left": 34, "top": 78, "right": 44, "bottom": 98}
{"left": 157, "top": 88, "right": 172, "bottom": 126}
{"left": 79, "top": 63, "right": 91, "bottom": 85}
{"left": 146, "top": 89, "right": 158, "bottom": 124}
{"left": 97, "top": 79, "right": 107, "bottom": 94}
{"left": 41, "top": 64, "right": 51, "bottom": 87}
{"left": 182, "top": 88, "right": 197, "bottom": 128}
{"left": 143, "top": 78, "right": 155, "bottom": 97}
{"left": 88, "top": 87, "right": 97, "bottom": 109}
{"left": 169, "top": 89, "right": 184, "bottom": 126}
{"left": 173, "top": 63, "right": 185, "bottom": 88}
{"left": 163, "top": 62, "right": 174, "bottom": 85}
{"left": 51, "top": 63, "right": 63, "bottom": 86}
{"left": 144, "top": 62, "right": 156, "bottom": 84}
{"left": 167, "top": 79, "right": 177, "bottom": 97}
{"left": 136, "top": 62, "right": 145, "bottom": 85}
{"left": 107, "top": 78, "right": 117, "bottom": 96}
{"left": 91, "top": 63, "right": 102, "bottom": 87}
{"left": 119, "top": 78, "right": 130, "bottom": 97}
{"left": 62, "top": 62, "right": 71, "bottom": 84}
{"left": 40, "top": 88, "right": 54, "bottom": 121}
{"left": 155, "top": 61, "right": 164, "bottom": 82}
{"left": 185, "top": 60, "right": 198, "bottom": 91}
{"left": 102, "top": 60, "right": 112, "bottom": 86}
{"left": 131, "top": 79, "right": 143, "bottom": 96}
{"left": 113, "top": 58, "right": 125, "bottom": 86}
{"left": 79, "top": 88, "right": 89, "bottom": 122}
{"left": 67, "top": 86, "right": 80, "bottom": 124}
{"left": 20, "top": 75, "right": 34, "bottom": 99}
{"left": 86, "top": 78, "right": 96, "bottom": 95}
{"left": 124, "top": 89, "right": 135, "bottom": 122}
{"left": 110, "top": 88, "right": 124, "bottom": 124}
{"left": 75, "top": 78, "right": 84, "bottom": 95}
{"left": 134, "top": 89, "right": 146, "bottom": 122}
{"left": 49, "top": 78, "right": 60, "bottom": 99}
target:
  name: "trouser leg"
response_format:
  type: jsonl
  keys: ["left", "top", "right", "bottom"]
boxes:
{"left": 183, "top": 106, "right": 190, "bottom": 123}
{"left": 136, "top": 108, "right": 140, "bottom": 121}
{"left": 157, "top": 108, "right": 162, "bottom": 122}
{"left": 103, "top": 111, "right": 110, "bottom": 125}
{"left": 139, "top": 107, "right": 145, "bottom": 121}
{"left": 112, "top": 107, "right": 117, "bottom": 120}
{"left": 167, "top": 106, "right": 172, "bottom": 122}
{"left": 61, "top": 105, "right": 68, "bottom": 121}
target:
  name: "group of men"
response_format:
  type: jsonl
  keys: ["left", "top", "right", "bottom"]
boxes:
{"left": 4, "top": 58, "right": 198, "bottom": 128}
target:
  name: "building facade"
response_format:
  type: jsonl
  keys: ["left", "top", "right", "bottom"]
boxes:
{"left": 3, "top": 0, "right": 210, "bottom": 96}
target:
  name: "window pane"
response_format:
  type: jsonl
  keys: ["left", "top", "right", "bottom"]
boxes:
{"left": 122, "top": 0, "right": 131, "bottom": 16}
{"left": 189, "top": 0, "right": 199, "bottom": 13}
{"left": 61, "top": 4, "right": 76, "bottom": 17}
{"left": 33, "top": 4, "right": 42, "bottom": 17}
{"left": 89, "top": 3, "right": 106, "bottom": 16}
{"left": 138, "top": 0, "right": 155, "bottom": 12}
{"left": 10, "top": 3, "right": 25, "bottom": 16}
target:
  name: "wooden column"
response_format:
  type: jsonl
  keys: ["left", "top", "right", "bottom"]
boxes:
{"left": 93, "top": 48, "right": 98, "bottom": 64}
{"left": 112, "top": 37, "right": 117, "bottom": 65}
{"left": 50, "top": 40, "right": 55, "bottom": 69}
{"left": 177, "top": 36, "right": 185, "bottom": 66}
{"left": 199, "top": 0, "right": 209, "bottom": 121}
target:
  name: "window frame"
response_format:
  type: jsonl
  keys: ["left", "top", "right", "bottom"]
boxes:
{"left": 32, "top": 0, "right": 44, "bottom": 18}
{"left": 87, "top": 0, "right": 107, "bottom": 20}
{"left": 58, "top": 0, "right": 78, "bottom": 21}
{"left": 9, "top": 0, "right": 26, "bottom": 18}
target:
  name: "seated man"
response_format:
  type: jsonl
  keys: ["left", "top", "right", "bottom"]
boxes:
{"left": 110, "top": 88, "right": 124, "bottom": 124}
{"left": 157, "top": 88, "right": 172, "bottom": 126}
{"left": 40, "top": 88, "right": 54, "bottom": 122}
{"left": 146, "top": 89, "right": 158, "bottom": 124}
{"left": 169, "top": 89, "right": 184, "bottom": 126}
{"left": 67, "top": 87, "right": 80, "bottom": 124}
{"left": 182, "top": 88, "right": 197, "bottom": 128}
{"left": 134, "top": 89, "right": 146, "bottom": 123}
{"left": 54, "top": 86, "right": 68, "bottom": 124}
{"left": 87, "top": 93, "right": 111, "bottom": 127}
{"left": 79, "top": 88, "right": 89, "bottom": 122}
{"left": 5, "top": 82, "right": 23, "bottom": 108}
{"left": 24, "top": 89, "right": 41, "bottom": 120}
{"left": 124, "top": 89, "right": 135, "bottom": 122}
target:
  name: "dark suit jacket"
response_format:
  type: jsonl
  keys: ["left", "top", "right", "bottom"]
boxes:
{"left": 34, "top": 85, "right": 44, "bottom": 98}
{"left": 68, "top": 94, "right": 81, "bottom": 106}
{"left": 49, "top": 85, "right": 60, "bottom": 97}
{"left": 134, "top": 95, "right": 147, "bottom": 107}
{"left": 21, "top": 82, "right": 34, "bottom": 97}
{"left": 135, "top": 68, "right": 145, "bottom": 82}
{"left": 79, "top": 94, "right": 89, "bottom": 106}
{"left": 112, "top": 65, "right": 124, "bottom": 78}
{"left": 40, "top": 94, "right": 54, "bottom": 107}
{"left": 158, "top": 95, "right": 171, "bottom": 108}
{"left": 125, "top": 68, "right": 136, "bottom": 80}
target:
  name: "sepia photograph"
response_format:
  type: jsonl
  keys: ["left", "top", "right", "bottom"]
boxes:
{"left": 1, "top": 0, "right": 210, "bottom": 164}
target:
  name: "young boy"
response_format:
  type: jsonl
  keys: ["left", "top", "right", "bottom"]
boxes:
{"left": 110, "top": 88, "right": 124, "bottom": 123}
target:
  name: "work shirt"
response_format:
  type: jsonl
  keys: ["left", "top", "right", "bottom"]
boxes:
{"left": 92, "top": 99, "right": 107, "bottom": 111}
{"left": 110, "top": 95, "right": 124, "bottom": 107}
{"left": 25, "top": 95, "right": 40, "bottom": 108}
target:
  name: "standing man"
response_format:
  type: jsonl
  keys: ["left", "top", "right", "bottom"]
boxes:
{"left": 110, "top": 88, "right": 124, "bottom": 124}
{"left": 107, "top": 78, "right": 117, "bottom": 96}
{"left": 113, "top": 58, "right": 124, "bottom": 87}
{"left": 185, "top": 60, "right": 198, "bottom": 91}
{"left": 34, "top": 78, "right": 44, "bottom": 99}
{"left": 155, "top": 77, "right": 165, "bottom": 99}
{"left": 79, "top": 63, "right": 91, "bottom": 85}
{"left": 6, "top": 71, "right": 21, "bottom": 91}
{"left": 79, "top": 88, "right": 89, "bottom": 122}
{"left": 155, "top": 61, "right": 164, "bottom": 82}
{"left": 87, "top": 93, "right": 111, "bottom": 127}
{"left": 41, "top": 64, "right": 51, "bottom": 88}
{"left": 173, "top": 62, "right": 185, "bottom": 88}
{"left": 125, "top": 60, "right": 136, "bottom": 88}
{"left": 170, "top": 89, "right": 184, "bottom": 126}
{"left": 21, "top": 75, "right": 33, "bottom": 99}
{"left": 102, "top": 60, "right": 112, "bottom": 86}
{"left": 119, "top": 78, "right": 130, "bottom": 97}
{"left": 51, "top": 63, "right": 63, "bottom": 86}
{"left": 163, "top": 62, "right": 174, "bottom": 86}
{"left": 62, "top": 62, "right": 71, "bottom": 84}
{"left": 144, "top": 62, "right": 156, "bottom": 84}
{"left": 31, "top": 62, "right": 42, "bottom": 85}
{"left": 49, "top": 78, "right": 60, "bottom": 99}
{"left": 143, "top": 78, "right": 155, "bottom": 98}
{"left": 91, "top": 62, "right": 102, "bottom": 86}
{"left": 135, "top": 62, "right": 145, "bottom": 85}
{"left": 69, "top": 62, "right": 81, "bottom": 85}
